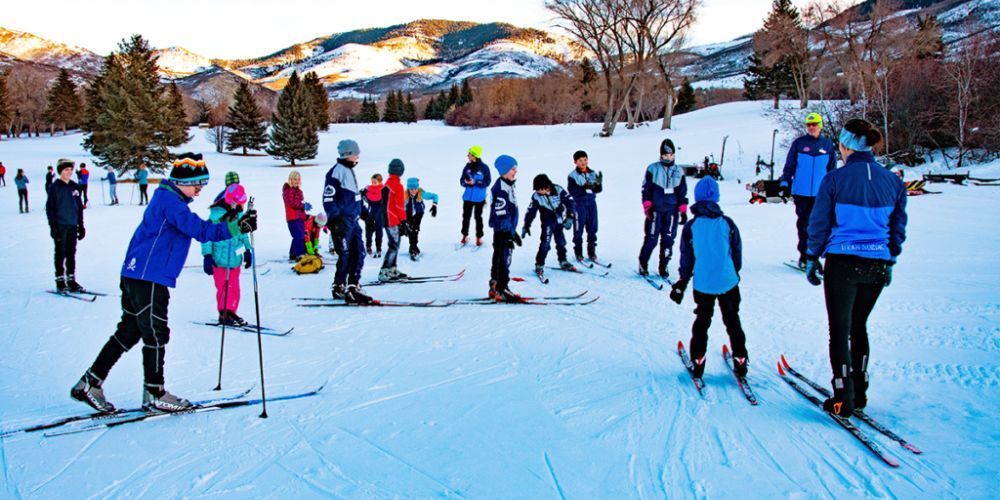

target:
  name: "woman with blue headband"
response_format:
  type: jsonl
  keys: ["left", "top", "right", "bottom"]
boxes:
{"left": 803, "top": 118, "right": 908, "bottom": 418}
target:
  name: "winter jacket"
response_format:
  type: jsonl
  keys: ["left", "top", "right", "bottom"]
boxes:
{"left": 45, "top": 171, "right": 55, "bottom": 192}
{"left": 361, "top": 185, "right": 385, "bottom": 223}
{"left": 567, "top": 168, "right": 602, "bottom": 206}
{"left": 120, "top": 180, "right": 233, "bottom": 288}
{"left": 460, "top": 159, "right": 491, "bottom": 203}
{"left": 77, "top": 168, "right": 89, "bottom": 185}
{"left": 678, "top": 202, "right": 742, "bottom": 295}
{"left": 642, "top": 161, "right": 688, "bottom": 212}
{"left": 200, "top": 204, "right": 251, "bottom": 269}
{"left": 807, "top": 151, "right": 907, "bottom": 262}
{"left": 524, "top": 185, "right": 575, "bottom": 229}
{"left": 405, "top": 189, "right": 439, "bottom": 218}
{"left": 304, "top": 215, "right": 327, "bottom": 255}
{"left": 322, "top": 160, "right": 362, "bottom": 222}
{"left": 488, "top": 177, "right": 519, "bottom": 234}
{"left": 780, "top": 134, "right": 837, "bottom": 197}
{"left": 0, "top": 165, "right": 6, "bottom": 175}
{"left": 46, "top": 179, "right": 83, "bottom": 227}
{"left": 14, "top": 175, "right": 28, "bottom": 190}
{"left": 382, "top": 174, "right": 407, "bottom": 228}
{"left": 136, "top": 169, "right": 149, "bottom": 185}
{"left": 102, "top": 170, "right": 117, "bottom": 185}
{"left": 282, "top": 183, "right": 307, "bottom": 222}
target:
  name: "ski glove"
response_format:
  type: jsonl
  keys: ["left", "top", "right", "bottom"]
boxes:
{"left": 643, "top": 201, "right": 653, "bottom": 220}
{"left": 596, "top": 171, "right": 604, "bottom": 188}
{"left": 231, "top": 209, "right": 257, "bottom": 235}
{"left": 430, "top": 204, "right": 438, "bottom": 217}
{"left": 669, "top": 279, "right": 689, "bottom": 305}
{"left": 304, "top": 202, "right": 313, "bottom": 212}
{"left": 244, "top": 251, "right": 253, "bottom": 269}
{"left": 562, "top": 217, "right": 574, "bottom": 230}
{"left": 511, "top": 232, "right": 523, "bottom": 248}
{"left": 77, "top": 225, "right": 86, "bottom": 240}
{"left": 884, "top": 264, "right": 892, "bottom": 287}
{"left": 329, "top": 217, "right": 348, "bottom": 240}
{"left": 521, "top": 226, "right": 530, "bottom": 238}
{"left": 398, "top": 220, "right": 410, "bottom": 238}
{"left": 679, "top": 211, "right": 688, "bottom": 225}
{"left": 805, "top": 257, "right": 823, "bottom": 286}
{"left": 778, "top": 181, "right": 791, "bottom": 199}
{"left": 203, "top": 255, "right": 215, "bottom": 275}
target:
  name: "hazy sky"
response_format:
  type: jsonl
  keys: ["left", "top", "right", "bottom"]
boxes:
{"left": 1, "top": 0, "right": 822, "bottom": 58}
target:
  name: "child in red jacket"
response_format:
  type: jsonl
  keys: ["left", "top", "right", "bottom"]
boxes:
{"left": 379, "top": 159, "right": 408, "bottom": 281}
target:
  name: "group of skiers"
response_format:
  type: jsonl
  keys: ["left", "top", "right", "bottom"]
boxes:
{"left": 9, "top": 160, "right": 143, "bottom": 214}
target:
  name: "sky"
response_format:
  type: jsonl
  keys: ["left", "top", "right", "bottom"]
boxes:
{"left": 0, "top": 0, "right": 826, "bottom": 58}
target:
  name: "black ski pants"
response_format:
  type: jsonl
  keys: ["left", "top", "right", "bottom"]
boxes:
{"left": 793, "top": 195, "right": 815, "bottom": 260}
{"left": 89, "top": 277, "right": 171, "bottom": 388}
{"left": 462, "top": 201, "right": 485, "bottom": 239}
{"left": 407, "top": 213, "right": 424, "bottom": 253}
{"left": 52, "top": 224, "right": 78, "bottom": 277}
{"left": 689, "top": 285, "right": 748, "bottom": 362}
{"left": 823, "top": 254, "right": 887, "bottom": 388}
{"left": 491, "top": 231, "right": 514, "bottom": 291}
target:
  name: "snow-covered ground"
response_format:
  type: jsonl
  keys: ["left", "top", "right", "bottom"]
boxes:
{"left": 0, "top": 101, "right": 997, "bottom": 497}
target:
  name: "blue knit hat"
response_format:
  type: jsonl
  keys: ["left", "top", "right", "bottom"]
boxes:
{"left": 494, "top": 154, "right": 518, "bottom": 176}
{"left": 338, "top": 139, "right": 360, "bottom": 158}
{"left": 694, "top": 176, "right": 720, "bottom": 203}
{"left": 406, "top": 177, "right": 420, "bottom": 189}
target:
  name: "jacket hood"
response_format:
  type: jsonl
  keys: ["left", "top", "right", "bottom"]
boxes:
{"left": 691, "top": 201, "right": 724, "bottom": 219}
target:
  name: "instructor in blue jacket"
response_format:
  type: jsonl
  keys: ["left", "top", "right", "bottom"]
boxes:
{"left": 780, "top": 112, "right": 837, "bottom": 269}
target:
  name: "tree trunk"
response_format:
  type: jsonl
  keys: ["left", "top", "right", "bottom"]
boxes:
{"left": 661, "top": 91, "right": 674, "bottom": 130}
{"left": 773, "top": 95, "right": 779, "bottom": 109}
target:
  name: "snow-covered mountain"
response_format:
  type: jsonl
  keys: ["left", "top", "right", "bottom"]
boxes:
{"left": 153, "top": 46, "right": 214, "bottom": 78}
{"left": 0, "top": 26, "right": 104, "bottom": 74}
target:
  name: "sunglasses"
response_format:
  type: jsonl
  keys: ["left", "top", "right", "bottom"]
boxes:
{"left": 806, "top": 123, "right": 821, "bottom": 127}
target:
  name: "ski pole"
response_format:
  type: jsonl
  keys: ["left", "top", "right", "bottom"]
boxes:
{"left": 213, "top": 241, "right": 232, "bottom": 391}
{"left": 130, "top": 182, "right": 136, "bottom": 205}
{"left": 769, "top": 129, "right": 778, "bottom": 180}
{"left": 247, "top": 198, "right": 268, "bottom": 418}
{"left": 100, "top": 179, "right": 106, "bottom": 205}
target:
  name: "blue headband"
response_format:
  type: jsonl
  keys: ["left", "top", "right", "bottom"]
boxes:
{"left": 839, "top": 128, "right": 871, "bottom": 152}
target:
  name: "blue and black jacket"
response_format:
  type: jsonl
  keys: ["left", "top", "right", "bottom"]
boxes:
{"left": 460, "top": 159, "right": 491, "bottom": 203}
{"left": 46, "top": 179, "right": 83, "bottom": 227}
{"left": 524, "top": 185, "right": 575, "bottom": 229}
{"left": 780, "top": 134, "right": 837, "bottom": 197}
{"left": 322, "top": 160, "right": 362, "bottom": 222}
{"left": 405, "top": 189, "right": 439, "bottom": 218}
{"left": 678, "top": 202, "right": 742, "bottom": 295}
{"left": 488, "top": 178, "right": 518, "bottom": 234}
{"left": 567, "top": 168, "right": 601, "bottom": 206}
{"left": 642, "top": 161, "right": 688, "bottom": 212}
{"left": 807, "top": 151, "right": 907, "bottom": 262}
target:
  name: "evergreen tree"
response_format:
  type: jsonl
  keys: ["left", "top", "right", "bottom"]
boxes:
{"left": 302, "top": 72, "right": 329, "bottom": 131}
{"left": 404, "top": 93, "right": 417, "bottom": 123}
{"left": 226, "top": 80, "right": 267, "bottom": 155}
{"left": 0, "top": 70, "right": 9, "bottom": 139}
{"left": 82, "top": 35, "right": 187, "bottom": 174}
{"left": 43, "top": 68, "right": 82, "bottom": 134}
{"left": 448, "top": 84, "right": 459, "bottom": 107}
{"left": 266, "top": 71, "right": 318, "bottom": 166}
{"left": 356, "top": 96, "right": 380, "bottom": 123}
{"left": 383, "top": 91, "right": 399, "bottom": 122}
{"left": 747, "top": 0, "right": 806, "bottom": 109}
{"left": 674, "top": 78, "right": 696, "bottom": 114}
{"left": 458, "top": 79, "right": 473, "bottom": 106}
{"left": 166, "top": 83, "right": 191, "bottom": 144}
{"left": 423, "top": 95, "right": 438, "bottom": 120}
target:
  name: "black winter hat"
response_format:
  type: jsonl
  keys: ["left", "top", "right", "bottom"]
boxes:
{"left": 170, "top": 152, "right": 209, "bottom": 186}
{"left": 573, "top": 150, "right": 588, "bottom": 161}
{"left": 388, "top": 158, "right": 405, "bottom": 176}
{"left": 660, "top": 139, "right": 675, "bottom": 156}
{"left": 533, "top": 174, "right": 553, "bottom": 191}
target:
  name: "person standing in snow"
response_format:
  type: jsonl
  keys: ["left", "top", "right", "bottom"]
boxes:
{"left": 0, "top": 162, "right": 7, "bottom": 186}
{"left": 404, "top": 177, "right": 438, "bottom": 260}
{"left": 77, "top": 163, "right": 90, "bottom": 207}
{"left": 323, "top": 139, "right": 373, "bottom": 304}
{"left": 522, "top": 174, "right": 576, "bottom": 277}
{"left": 803, "top": 119, "right": 907, "bottom": 418}
{"left": 566, "top": 150, "right": 603, "bottom": 263}
{"left": 670, "top": 177, "right": 748, "bottom": 379}
{"left": 45, "top": 165, "right": 55, "bottom": 194}
{"left": 282, "top": 170, "right": 309, "bottom": 261}
{"left": 15, "top": 169, "right": 29, "bottom": 213}
{"left": 459, "top": 145, "right": 491, "bottom": 247}
{"left": 488, "top": 155, "right": 522, "bottom": 302}
{"left": 379, "top": 159, "right": 410, "bottom": 282}
{"left": 201, "top": 183, "right": 252, "bottom": 327}
{"left": 137, "top": 163, "right": 150, "bottom": 205}
{"left": 779, "top": 113, "right": 837, "bottom": 269}
{"left": 361, "top": 173, "right": 385, "bottom": 257}
{"left": 101, "top": 166, "right": 119, "bottom": 205}
{"left": 46, "top": 159, "right": 85, "bottom": 292}
{"left": 639, "top": 139, "right": 688, "bottom": 279}
{"left": 70, "top": 152, "right": 257, "bottom": 413}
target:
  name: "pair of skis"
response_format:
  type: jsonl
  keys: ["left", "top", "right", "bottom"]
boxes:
{"left": 295, "top": 291, "right": 599, "bottom": 307}
{"left": 576, "top": 257, "right": 612, "bottom": 269}
{"left": 536, "top": 265, "right": 609, "bottom": 284}
{"left": 46, "top": 289, "right": 107, "bottom": 302}
{"left": 676, "top": 341, "right": 757, "bottom": 405}
{"left": 362, "top": 269, "right": 465, "bottom": 287}
{"left": 638, "top": 273, "right": 673, "bottom": 291}
{"left": 192, "top": 321, "right": 294, "bottom": 336}
{"left": 777, "top": 355, "right": 922, "bottom": 467}
{"left": 454, "top": 241, "right": 484, "bottom": 252}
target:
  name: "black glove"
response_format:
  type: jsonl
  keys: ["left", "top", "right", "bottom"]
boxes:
{"left": 884, "top": 264, "right": 893, "bottom": 287}
{"left": 430, "top": 204, "right": 438, "bottom": 218}
{"left": 203, "top": 255, "right": 215, "bottom": 275}
{"left": 805, "top": 257, "right": 823, "bottom": 286}
{"left": 778, "top": 181, "right": 791, "bottom": 199}
{"left": 679, "top": 212, "right": 688, "bottom": 225}
{"left": 238, "top": 209, "right": 257, "bottom": 234}
{"left": 329, "top": 217, "right": 348, "bottom": 240}
{"left": 511, "top": 232, "right": 522, "bottom": 247}
{"left": 521, "top": 226, "right": 530, "bottom": 238}
{"left": 562, "top": 217, "right": 574, "bottom": 230}
{"left": 222, "top": 206, "right": 241, "bottom": 222}
{"left": 669, "top": 279, "right": 688, "bottom": 304}
{"left": 398, "top": 220, "right": 410, "bottom": 238}
{"left": 50, "top": 225, "right": 59, "bottom": 240}
{"left": 244, "top": 251, "right": 253, "bottom": 269}
{"left": 77, "top": 225, "right": 86, "bottom": 240}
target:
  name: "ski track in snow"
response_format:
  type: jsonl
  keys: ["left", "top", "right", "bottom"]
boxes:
{"left": 0, "top": 101, "right": 998, "bottom": 497}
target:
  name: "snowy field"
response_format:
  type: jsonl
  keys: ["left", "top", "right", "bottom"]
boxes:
{"left": 0, "top": 101, "right": 998, "bottom": 498}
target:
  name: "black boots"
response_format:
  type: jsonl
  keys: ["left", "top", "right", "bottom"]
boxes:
{"left": 823, "top": 375, "right": 856, "bottom": 417}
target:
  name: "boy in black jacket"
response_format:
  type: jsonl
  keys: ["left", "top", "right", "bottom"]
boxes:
{"left": 46, "top": 159, "right": 86, "bottom": 292}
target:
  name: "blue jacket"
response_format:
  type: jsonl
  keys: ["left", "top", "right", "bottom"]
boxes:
{"left": 488, "top": 178, "right": 519, "bottom": 234}
{"left": 524, "top": 185, "right": 575, "bottom": 228}
{"left": 201, "top": 204, "right": 251, "bottom": 269}
{"left": 102, "top": 170, "right": 117, "bottom": 185}
{"left": 460, "top": 159, "right": 491, "bottom": 203}
{"left": 807, "top": 151, "right": 907, "bottom": 261}
{"left": 642, "top": 161, "right": 688, "bottom": 212}
{"left": 781, "top": 134, "right": 837, "bottom": 197}
{"left": 567, "top": 168, "right": 602, "bottom": 206}
{"left": 360, "top": 186, "right": 385, "bottom": 223}
{"left": 405, "top": 189, "right": 439, "bottom": 218}
{"left": 120, "top": 181, "right": 233, "bottom": 288}
{"left": 14, "top": 175, "right": 28, "bottom": 190}
{"left": 136, "top": 169, "right": 149, "bottom": 185}
{"left": 46, "top": 179, "right": 83, "bottom": 227}
{"left": 678, "top": 202, "right": 742, "bottom": 294}
{"left": 322, "top": 160, "right": 362, "bottom": 221}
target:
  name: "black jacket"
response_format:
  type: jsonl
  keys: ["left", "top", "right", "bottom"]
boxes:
{"left": 46, "top": 179, "right": 84, "bottom": 227}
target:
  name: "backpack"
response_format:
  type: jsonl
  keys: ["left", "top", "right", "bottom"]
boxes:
{"left": 293, "top": 255, "right": 324, "bottom": 275}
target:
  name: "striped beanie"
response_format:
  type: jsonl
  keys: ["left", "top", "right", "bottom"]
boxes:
{"left": 170, "top": 153, "right": 209, "bottom": 186}
{"left": 225, "top": 171, "right": 240, "bottom": 186}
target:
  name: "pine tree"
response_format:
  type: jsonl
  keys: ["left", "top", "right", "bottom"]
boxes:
{"left": 194, "top": 98, "right": 211, "bottom": 124}
{"left": 748, "top": 0, "right": 807, "bottom": 109}
{"left": 383, "top": 91, "right": 399, "bottom": 122}
{"left": 266, "top": 71, "right": 319, "bottom": 166}
{"left": 356, "top": 96, "right": 380, "bottom": 123}
{"left": 0, "top": 70, "right": 9, "bottom": 139}
{"left": 448, "top": 84, "right": 459, "bottom": 108}
{"left": 302, "top": 72, "right": 329, "bottom": 131}
{"left": 674, "top": 78, "right": 696, "bottom": 114}
{"left": 404, "top": 93, "right": 417, "bottom": 123}
{"left": 166, "top": 82, "right": 191, "bottom": 144}
{"left": 226, "top": 80, "right": 267, "bottom": 155}
{"left": 424, "top": 95, "right": 438, "bottom": 120}
{"left": 81, "top": 35, "right": 187, "bottom": 174}
{"left": 43, "top": 68, "right": 82, "bottom": 134}
{"left": 458, "top": 79, "right": 473, "bottom": 106}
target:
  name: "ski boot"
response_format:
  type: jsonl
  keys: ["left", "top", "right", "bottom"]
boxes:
{"left": 853, "top": 369, "right": 869, "bottom": 411}
{"left": 475, "top": 237, "right": 483, "bottom": 247}
{"left": 409, "top": 250, "right": 420, "bottom": 261}
{"left": 559, "top": 260, "right": 576, "bottom": 272}
{"left": 638, "top": 263, "right": 649, "bottom": 276}
{"left": 378, "top": 268, "right": 396, "bottom": 282}
{"left": 460, "top": 235, "right": 468, "bottom": 246}
{"left": 822, "top": 376, "right": 856, "bottom": 417}
{"left": 657, "top": 264, "right": 670, "bottom": 280}
{"left": 70, "top": 371, "right": 116, "bottom": 413}
{"left": 55, "top": 276, "right": 68, "bottom": 292}
{"left": 495, "top": 288, "right": 526, "bottom": 303}
{"left": 331, "top": 283, "right": 348, "bottom": 300}
{"left": 488, "top": 279, "right": 498, "bottom": 299}
{"left": 574, "top": 252, "right": 586, "bottom": 263}
{"left": 227, "top": 311, "right": 248, "bottom": 327}
{"left": 732, "top": 355, "right": 748, "bottom": 378}
{"left": 534, "top": 264, "right": 545, "bottom": 277}
{"left": 691, "top": 356, "right": 706, "bottom": 379}
{"left": 66, "top": 275, "right": 86, "bottom": 293}
{"left": 345, "top": 285, "right": 374, "bottom": 305}
{"left": 143, "top": 385, "right": 192, "bottom": 413}
{"left": 390, "top": 267, "right": 408, "bottom": 280}
{"left": 373, "top": 249, "right": 382, "bottom": 259}
{"left": 366, "top": 246, "right": 373, "bottom": 257}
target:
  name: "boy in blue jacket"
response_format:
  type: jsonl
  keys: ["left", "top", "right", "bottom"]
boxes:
{"left": 780, "top": 113, "right": 837, "bottom": 268}
{"left": 639, "top": 139, "right": 688, "bottom": 279}
{"left": 404, "top": 177, "right": 438, "bottom": 260}
{"left": 459, "top": 145, "right": 491, "bottom": 247}
{"left": 489, "top": 155, "right": 522, "bottom": 302}
{"left": 71, "top": 153, "right": 257, "bottom": 414}
{"left": 566, "top": 150, "right": 602, "bottom": 262}
{"left": 522, "top": 174, "right": 576, "bottom": 277}
{"left": 101, "top": 167, "right": 119, "bottom": 205}
{"left": 670, "top": 177, "right": 748, "bottom": 379}
{"left": 323, "top": 139, "right": 373, "bottom": 304}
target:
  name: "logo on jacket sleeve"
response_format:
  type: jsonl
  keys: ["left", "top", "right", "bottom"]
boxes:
{"left": 127, "top": 257, "right": 137, "bottom": 271}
